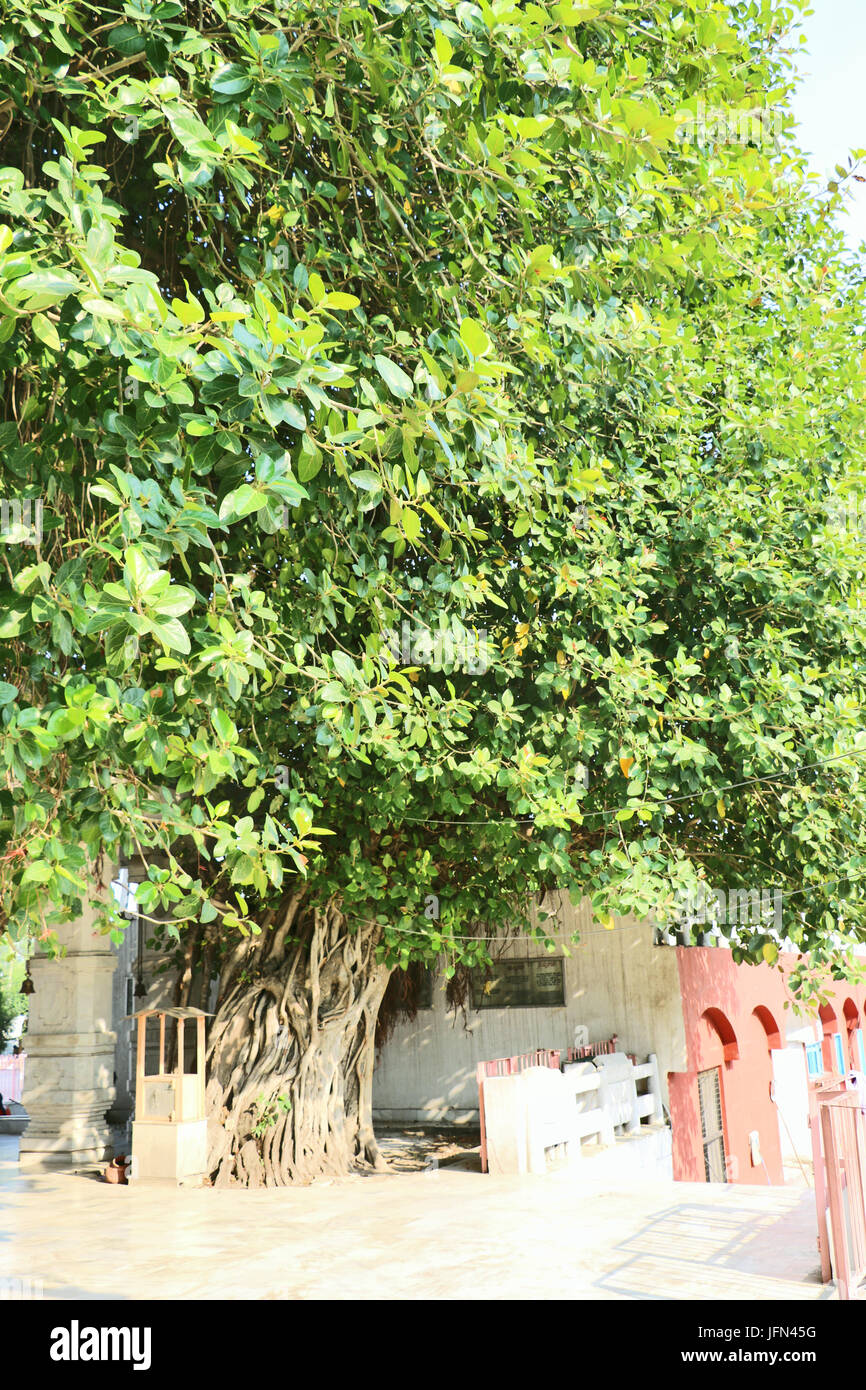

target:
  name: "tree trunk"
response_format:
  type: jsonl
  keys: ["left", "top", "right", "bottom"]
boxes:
{"left": 205, "top": 897, "right": 391, "bottom": 1186}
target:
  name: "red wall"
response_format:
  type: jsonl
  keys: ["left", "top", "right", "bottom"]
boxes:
{"left": 671, "top": 947, "right": 866, "bottom": 1186}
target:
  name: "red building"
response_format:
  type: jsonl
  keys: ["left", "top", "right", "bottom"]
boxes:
{"left": 669, "top": 945, "right": 866, "bottom": 1186}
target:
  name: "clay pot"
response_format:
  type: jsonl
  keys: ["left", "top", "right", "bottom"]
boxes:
{"left": 104, "top": 1156, "right": 129, "bottom": 1185}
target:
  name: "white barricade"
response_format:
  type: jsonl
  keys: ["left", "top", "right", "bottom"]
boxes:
{"left": 592, "top": 1052, "right": 637, "bottom": 1131}
{"left": 561, "top": 1061, "right": 614, "bottom": 1147}
{"left": 484, "top": 1067, "right": 580, "bottom": 1175}
{"left": 483, "top": 1072, "right": 530, "bottom": 1175}
{"left": 523, "top": 1066, "right": 578, "bottom": 1174}
{"left": 483, "top": 1052, "right": 665, "bottom": 1175}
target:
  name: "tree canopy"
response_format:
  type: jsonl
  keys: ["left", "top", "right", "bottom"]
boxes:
{"left": 1, "top": 0, "right": 866, "bottom": 1060}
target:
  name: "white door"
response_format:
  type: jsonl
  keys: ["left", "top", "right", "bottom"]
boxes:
{"left": 772, "top": 1044, "right": 811, "bottom": 1162}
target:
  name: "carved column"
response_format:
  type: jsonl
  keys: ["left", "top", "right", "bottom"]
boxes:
{"left": 18, "top": 883, "right": 117, "bottom": 1170}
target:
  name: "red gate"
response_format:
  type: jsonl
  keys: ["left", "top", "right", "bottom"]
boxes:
{"left": 810, "top": 1079, "right": 866, "bottom": 1299}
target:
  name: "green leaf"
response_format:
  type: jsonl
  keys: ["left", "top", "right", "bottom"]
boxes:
{"left": 320, "top": 292, "right": 360, "bottom": 311}
{"left": 123, "top": 547, "right": 155, "bottom": 592}
{"left": 454, "top": 371, "right": 480, "bottom": 394}
{"left": 220, "top": 484, "right": 265, "bottom": 520}
{"left": 552, "top": 2, "right": 605, "bottom": 24}
{"left": 350, "top": 470, "right": 382, "bottom": 492}
{"left": 212, "top": 708, "right": 237, "bottom": 743}
{"left": 151, "top": 586, "right": 196, "bottom": 618}
{"left": 108, "top": 23, "right": 146, "bottom": 54}
{"left": 332, "top": 651, "right": 356, "bottom": 683}
{"left": 147, "top": 618, "right": 191, "bottom": 654}
{"left": 374, "top": 355, "right": 414, "bottom": 399}
{"left": 459, "top": 316, "right": 491, "bottom": 358}
{"left": 297, "top": 437, "right": 324, "bottom": 483}
{"left": 210, "top": 63, "right": 253, "bottom": 98}
{"left": 516, "top": 116, "right": 555, "bottom": 139}
{"left": 275, "top": 400, "right": 307, "bottom": 432}
{"left": 434, "top": 29, "right": 454, "bottom": 66}
{"left": 22, "top": 862, "right": 53, "bottom": 884}
{"left": 0, "top": 603, "right": 27, "bottom": 638}
{"left": 51, "top": 611, "right": 73, "bottom": 655}
{"left": 171, "top": 291, "right": 205, "bottom": 326}
{"left": 420, "top": 500, "right": 451, "bottom": 532}
{"left": 31, "top": 313, "right": 61, "bottom": 351}
{"left": 8, "top": 273, "right": 79, "bottom": 308}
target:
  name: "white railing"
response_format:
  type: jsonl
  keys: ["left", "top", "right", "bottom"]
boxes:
{"left": 561, "top": 1066, "right": 614, "bottom": 1146}
{"left": 481, "top": 1052, "right": 664, "bottom": 1175}
{"left": 633, "top": 1058, "right": 664, "bottom": 1126}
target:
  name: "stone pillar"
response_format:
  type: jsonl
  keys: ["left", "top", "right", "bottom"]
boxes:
{"left": 19, "top": 883, "right": 117, "bottom": 1170}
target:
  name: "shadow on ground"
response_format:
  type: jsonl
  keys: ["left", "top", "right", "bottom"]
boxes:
{"left": 375, "top": 1130, "right": 481, "bottom": 1173}
{"left": 594, "top": 1195, "right": 830, "bottom": 1300}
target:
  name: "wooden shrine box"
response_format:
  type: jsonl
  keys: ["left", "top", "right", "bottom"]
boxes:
{"left": 128, "top": 1006, "right": 209, "bottom": 1186}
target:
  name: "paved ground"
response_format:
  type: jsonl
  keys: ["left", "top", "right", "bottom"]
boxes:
{"left": 0, "top": 1135, "right": 831, "bottom": 1300}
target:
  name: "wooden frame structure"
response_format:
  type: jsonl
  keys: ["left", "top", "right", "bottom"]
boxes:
{"left": 128, "top": 1006, "right": 208, "bottom": 1125}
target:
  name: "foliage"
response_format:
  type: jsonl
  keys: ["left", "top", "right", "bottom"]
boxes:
{"left": 0, "top": 0, "right": 864, "bottom": 1002}
{"left": 251, "top": 1091, "right": 291, "bottom": 1138}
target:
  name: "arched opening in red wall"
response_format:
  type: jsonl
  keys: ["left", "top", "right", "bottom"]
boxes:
{"left": 819, "top": 1003, "right": 843, "bottom": 1074}
{"left": 843, "top": 999, "right": 861, "bottom": 1070}
{"left": 743, "top": 1005, "right": 785, "bottom": 1184}
{"left": 819, "top": 1003, "right": 838, "bottom": 1034}
{"left": 819, "top": 1003, "right": 839, "bottom": 1036}
{"left": 752, "top": 1005, "right": 783, "bottom": 1051}
{"left": 702, "top": 1007, "right": 739, "bottom": 1062}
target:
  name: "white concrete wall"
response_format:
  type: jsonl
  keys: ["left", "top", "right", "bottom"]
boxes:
{"left": 373, "top": 895, "right": 687, "bottom": 1126}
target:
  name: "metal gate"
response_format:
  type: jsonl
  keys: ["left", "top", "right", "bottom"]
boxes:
{"left": 698, "top": 1066, "right": 728, "bottom": 1183}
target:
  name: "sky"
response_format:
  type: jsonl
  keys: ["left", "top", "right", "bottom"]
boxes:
{"left": 789, "top": 0, "right": 866, "bottom": 250}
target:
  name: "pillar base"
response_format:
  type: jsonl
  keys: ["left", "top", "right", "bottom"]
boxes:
{"left": 18, "top": 1143, "right": 112, "bottom": 1171}
{"left": 18, "top": 1118, "right": 113, "bottom": 1169}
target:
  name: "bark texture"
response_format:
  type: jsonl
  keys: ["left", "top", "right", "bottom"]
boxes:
{"left": 205, "top": 895, "right": 390, "bottom": 1186}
